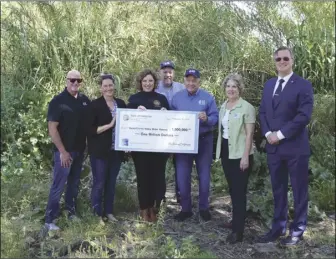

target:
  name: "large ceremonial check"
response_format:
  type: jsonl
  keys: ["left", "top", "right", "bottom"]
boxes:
{"left": 115, "top": 108, "right": 200, "bottom": 153}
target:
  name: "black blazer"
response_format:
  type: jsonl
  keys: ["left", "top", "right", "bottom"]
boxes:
{"left": 87, "top": 96, "right": 126, "bottom": 159}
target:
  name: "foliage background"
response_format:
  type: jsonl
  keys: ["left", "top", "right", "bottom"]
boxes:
{"left": 1, "top": 1, "right": 335, "bottom": 258}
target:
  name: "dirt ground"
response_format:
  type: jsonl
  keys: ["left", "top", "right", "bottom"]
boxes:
{"left": 160, "top": 183, "right": 336, "bottom": 259}
{"left": 22, "top": 181, "right": 335, "bottom": 258}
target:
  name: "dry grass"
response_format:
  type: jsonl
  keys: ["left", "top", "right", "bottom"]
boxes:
{"left": 1, "top": 170, "right": 335, "bottom": 258}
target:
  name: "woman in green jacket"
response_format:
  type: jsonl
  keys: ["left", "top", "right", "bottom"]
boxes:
{"left": 215, "top": 73, "right": 256, "bottom": 244}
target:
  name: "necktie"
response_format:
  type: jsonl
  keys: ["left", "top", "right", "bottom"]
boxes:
{"left": 272, "top": 79, "right": 285, "bottom": 108}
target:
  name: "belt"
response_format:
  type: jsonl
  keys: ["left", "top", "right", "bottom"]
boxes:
{"left": 199, "top": 131, "right": 213, "bottom": 138}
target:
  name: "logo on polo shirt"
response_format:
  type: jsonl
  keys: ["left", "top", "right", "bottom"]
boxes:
{"left": 83, "top": 102, "right": 87, "bottom": 106}
{"left": 153, "top": 100, "right": 161, "bottom": 107}
{"left": 198, "top": 100, "right": 206, "bottom": 105}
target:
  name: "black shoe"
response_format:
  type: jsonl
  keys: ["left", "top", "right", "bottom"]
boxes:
{"left": 257, "top": 230, "right": 286, "bottom": 243}
{"left": 174, "top": 211, "right": 193, "bottom": 222}
{"left": 280, "top": 235, "right": 303, "bottom": 246}
{"left": 199, "top": 210, "right": 211, "bottom": 221}
{"left": 226, "top": 232, "right": 243, "bottom": 244}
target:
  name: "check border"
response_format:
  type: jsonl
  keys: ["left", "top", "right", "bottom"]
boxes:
{"left": 114, "top": 108, "right": 200, "bottom": 153}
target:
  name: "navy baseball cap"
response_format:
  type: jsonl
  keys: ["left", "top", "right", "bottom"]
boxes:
{"left": 160, "top": 60, "right": 175, "bottom": 69}
{"left": 184, "top": 68, "right": 200, "bottom": 78}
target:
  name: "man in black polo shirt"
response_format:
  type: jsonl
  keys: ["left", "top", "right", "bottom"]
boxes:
{"left": 45, "top": 70, "right": 90, "bottom": 231}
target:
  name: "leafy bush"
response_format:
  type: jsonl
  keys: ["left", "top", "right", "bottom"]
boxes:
{"left": 1, "top": 215, "right": 29, "bottom": 258}
{"left": 309, "top": 94, "right": 335, "bottom": 136}
{"left": 1, "top": 97, "right": 52, "bottom": 183}
{"left": 0, "top": 3, "right": 334, "bottom": 257}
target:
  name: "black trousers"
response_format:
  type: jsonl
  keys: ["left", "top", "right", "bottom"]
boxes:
{"left": 220, "top": 138, "right": 253, "bottom": 234}
{"left": 172, "top": 154, "right": 180, "bottom": 197}
{"left": 132, "top": 152, "right": 168, "bottom": 210}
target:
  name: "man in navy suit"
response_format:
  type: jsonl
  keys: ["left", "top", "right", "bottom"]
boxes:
{"left": 258, "top": 46, "right": 314, "bottom": 246}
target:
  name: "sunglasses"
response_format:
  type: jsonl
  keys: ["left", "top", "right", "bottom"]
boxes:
{"left": 275, "top": 57, "right": 290, "bottom": 62}
{"left": 67, "top": 78, "right": 83, "bottom": 83}
{"left": 101, "top": 74, "right": 115, "bottom": 81}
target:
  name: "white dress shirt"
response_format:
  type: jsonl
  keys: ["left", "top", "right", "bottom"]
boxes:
{"left": 265, "top": 72, "right": 293, "bottom": 140}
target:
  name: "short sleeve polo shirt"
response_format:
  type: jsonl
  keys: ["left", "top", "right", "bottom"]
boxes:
{"left": 47, "top": 88, "right": 91, "bottom": 152}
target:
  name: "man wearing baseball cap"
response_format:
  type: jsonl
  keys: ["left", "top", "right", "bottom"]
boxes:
{"left": 155, "top": 60, "right": 185, "bottom": 208}
{"left": 157, "top": 60, "right": 185, "bottom": 105}
{"left": 171, "top": 68, "right": 219, "bottom": 222}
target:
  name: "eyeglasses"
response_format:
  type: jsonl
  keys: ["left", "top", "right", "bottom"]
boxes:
{"left": 67, "top": 78, "right": 83, "bottom": 83}
{"left": 275, "top": 57, "right": 290, "bottom": 62}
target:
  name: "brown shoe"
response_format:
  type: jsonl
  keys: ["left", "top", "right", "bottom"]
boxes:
{"left": 148, "top": 207, "right": 157, "bottom": 222}
{"left": 140, "top": 209, "right": 150, "bottom": 222}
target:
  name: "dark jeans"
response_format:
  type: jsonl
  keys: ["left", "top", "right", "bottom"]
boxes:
{"left": 45, "top": 151, "right": 84, "bottom": 223}
{"left": 220, "top": 138, "right": 253, "bottom": 233}
{"left": 132, "top": 152, "right": 168, "bottom": 210}
{"left": 90, "top": 151, "right": 122, "bottom": 216}
{"left": 175, "top": 133, "right": 213, "bottom": 212}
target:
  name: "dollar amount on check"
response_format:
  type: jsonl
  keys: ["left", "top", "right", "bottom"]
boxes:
{"left": 114, "top": 108, "right": 200, "bottom": 153}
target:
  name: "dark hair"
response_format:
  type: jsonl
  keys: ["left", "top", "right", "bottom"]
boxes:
{"left": 98, "top": 73, "right": 115, "bottom": 85}
{"left": 273, "top": 46, "right": 294, "bottom": 59}
{"left": 135, "top": 69, "right": 158, "bottom": 91}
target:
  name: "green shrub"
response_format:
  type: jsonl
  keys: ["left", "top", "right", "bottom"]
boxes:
{"left": 0, "top": 3, "right": 334, "bottom": 257}
{"left": 310, "top": 178, "right": 335, "bottom": 213}
{"left": 309, "top": 94, "right": 335, "bottom": 136}
{"left": 210, "top": 160, "right": 229, "bottom": 194}
{"left": 1, "top": 215, "right": 29, "bottom": 258}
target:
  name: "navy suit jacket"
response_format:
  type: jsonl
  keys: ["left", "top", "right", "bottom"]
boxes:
{"left": 259, "top": 73, "right": 314, "bottom": 156}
